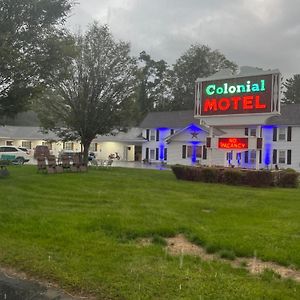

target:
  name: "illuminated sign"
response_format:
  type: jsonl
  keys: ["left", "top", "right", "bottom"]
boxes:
{"left": 218, "top": 138, "right": 248, "bottom": 149}
{"left": 195, "top": 73, "right": 280, "bottom": 116}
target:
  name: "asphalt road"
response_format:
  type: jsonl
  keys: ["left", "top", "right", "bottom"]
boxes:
{"left": 0, "top": 272, "right": 78, "bottom": 300}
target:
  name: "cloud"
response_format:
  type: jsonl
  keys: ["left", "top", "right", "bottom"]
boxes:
{"left": 67, "top": 0, "right": 300, "bottom": 77}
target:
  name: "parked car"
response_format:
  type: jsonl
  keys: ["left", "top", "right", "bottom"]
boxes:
{"left": 18, "top": 146, "right": 31, "bottom": 155}
{"left": 0, "top": 146, "right": 30, "bottom": 164}
{"left": 34, "top": 145, "right": 50, "bottom": 159}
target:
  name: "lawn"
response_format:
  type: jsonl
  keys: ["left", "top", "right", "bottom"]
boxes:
{"left": 0, "top": 166, "right": 299, "bottom": 299}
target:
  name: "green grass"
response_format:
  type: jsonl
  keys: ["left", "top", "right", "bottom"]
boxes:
{"left": 0, "top": 166, "right": 299, "bottom": 299}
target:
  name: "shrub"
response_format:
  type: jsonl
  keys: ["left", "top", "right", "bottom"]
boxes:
{"left": 201, "top": 167, "right": 219, "bottom": 183}
{"left": 244, "top": 170, "right": 273, "bottom": 187}
{"left": 171, "top": 165, "right": 202, "bottom": 181}
{"left": 278, "top": 172, "right": 299, "bottom": 188}
{"left": 223, "top": 169, "right": 243, "bottom": 185}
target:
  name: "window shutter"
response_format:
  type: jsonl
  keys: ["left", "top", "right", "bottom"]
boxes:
{"left": 287, "top": 126, "right": 292, "bottom": 141}
{"left": 273, "top": 149, "right": 277, "bottom": 164}
{"left": 259, "top": 150, "right": 262, "bottom": 164}
{"left": 273, "top": 128, "right": 277, "bottom": 141}
{"left": 244, "top": 151, "right": 248, "bottom": 163}
{"left": 182, "top": 145, "right": 186, "bottom": 159}
{"left": 164, "top": 148, "right": 167, "bottom": 161}
{"left": 155, "top": 148, "right": 159, "bottom": 160}
{"left": 146, "top": 129, "right": 150, "bottom": 141}
{"left": 245, "top": 128, "right": 249, "bottom": 136}
{"left": 145, "top": 148, "right": 149, "bottom": 160}
{"left": 202, "top": 146, "right": 207, "bottom": 160}
{"left": 287, "top": 150, "right": 292, "bottom": 165}
{"left": 156, "top": 129, "right": 160, "bottom": 141}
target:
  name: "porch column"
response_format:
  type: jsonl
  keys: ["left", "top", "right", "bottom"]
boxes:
{"left": 255, "top": 125, "right": 261, "bottom": 170}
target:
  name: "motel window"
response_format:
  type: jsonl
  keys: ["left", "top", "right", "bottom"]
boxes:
{"left": 22, "top": 141, "right": 32, "bottom": 149}
{"left": 249, "top": 128, "right": 256, "bottom": 137}
{"left": 6, "top": 141, "right": 13, "bottom": 146}
{"left": 186, "top": 145, "right": 202, "bottom": 158}
{"left": 164, "top": 148, "right": 168, "bottom": 161}
{"left": 250, "top": 150, "right": 256, "bottom": 163}
{"left": 42, "top": 141, "right": 52, "bottom": 150}
{"left": 278, "top": 128, "right": 286, "bottom": 141}
{"left": 150, "top": 149, "right": 155, "bottom": 160}
{"left": 278, "top": 150, "right": 286, "bottom": 164}
{"left": 63, "top": 142, "right": 74, "bottom": 151}
{"left": 150, "top": 130, "right": 156, "bottom": 141}
{"left": 90, "top": 143, "right": 98, "bottom": 152}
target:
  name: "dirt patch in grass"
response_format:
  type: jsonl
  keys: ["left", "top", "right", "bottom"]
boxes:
{"left": 165, "top": 234, "right": 300, "bottom": 283}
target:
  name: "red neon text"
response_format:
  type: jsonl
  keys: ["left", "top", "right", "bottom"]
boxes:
{"left": 204, "top": 95, "right": 266, "bottom": 112}
{"left": 218, "top": 138, "right": 248, "bottom": 149}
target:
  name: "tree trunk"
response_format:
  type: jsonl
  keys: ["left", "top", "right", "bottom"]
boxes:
{"left": 82, "top": 140, "right": 92, "bottom": 165}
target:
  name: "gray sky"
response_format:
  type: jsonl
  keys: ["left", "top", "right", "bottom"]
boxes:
{"left": 67, "top": 0, "right": 300, "bottom": 79}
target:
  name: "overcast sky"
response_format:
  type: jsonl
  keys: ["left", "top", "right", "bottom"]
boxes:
{"left": 67, "top": 0, "right": 300, "bottom": 79}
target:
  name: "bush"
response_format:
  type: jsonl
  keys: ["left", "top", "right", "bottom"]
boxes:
{"left": 278, "top": 172, "right": 299, "bottom": 188}
{"left": 244, "top": 170, "right": 273, "bottom": 187}
{"left": 223, "top": 169, "right": 243, "bottom": 185}
{"left": 201, "top": 167, "right": 219, "bottom": 183}
{"left": 171, "top": 165, "right": 202, "bottom": 181}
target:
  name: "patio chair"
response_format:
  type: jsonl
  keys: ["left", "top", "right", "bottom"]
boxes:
{"left": 102, "top": 159, "right": 113, "bottom": 167}
{"left": 37, "top": 156, "right": 47, "bottom": 173}
{"left": 61, "top": 154, "right": 71, "bottom": 171}
{"left": 71, "top": 153, "right": 87, "bottom": 172}
{"left": 47, "top": 155, "right": 62, "bottom": 173}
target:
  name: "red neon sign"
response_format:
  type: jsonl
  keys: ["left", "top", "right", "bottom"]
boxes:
{"left": 218, "top": 138, "right": 248, "bottom": 149}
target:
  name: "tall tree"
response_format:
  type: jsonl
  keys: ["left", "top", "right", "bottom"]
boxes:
{"left": 36, "top": 23, "right": 136, "bottom": 163}
{"left": 0, "top": 0, "right": 73, "bottom": 118}
{"left": 133, "top": 51, "right": 171, "bottom": 122}
{"left": 282, "top": 74, "right": 300, "bottom": 104}
{"left": 169, "top": 44, "right": 237, "bottom": 110}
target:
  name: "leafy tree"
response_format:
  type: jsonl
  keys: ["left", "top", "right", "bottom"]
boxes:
{"left": 0, "top": 0, "right": 73, "bottom": 118}
{"left": 36, "top": 23, "right": 136, "bottom": 163}
{"left": 133, "top": 51, "right": 171, "bottom": 122}
{"left": 282, "top": 74, "right": 300, "bottom": 104}
{"left": 169, "top": 44, "right": 238, "bottom": 110}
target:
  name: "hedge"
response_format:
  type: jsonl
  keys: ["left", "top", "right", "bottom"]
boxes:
{"left": 171, "top": 165, "right": 299, "bottom": 188}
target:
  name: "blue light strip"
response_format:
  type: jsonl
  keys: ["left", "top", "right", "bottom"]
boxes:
{"left": 262, "top": 125, "right": 274, "bottom": 168}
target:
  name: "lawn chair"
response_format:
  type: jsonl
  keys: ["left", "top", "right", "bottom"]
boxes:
{"left": 71, "top": 153, "right": 87, "bottom": 172}
{"left": 47, "top": 155, "right": 62, "bottom": 173}
{"left": 102, "top": 159, "right": 113, "bottom": 167}
{"left": 61, "top": 154, "right": 71, "bottom": 171}
{"left": 37, "top": 156, "right": 47, "bottom": 173}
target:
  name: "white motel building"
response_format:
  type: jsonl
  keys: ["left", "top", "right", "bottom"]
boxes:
{"left": 1, "top": 67, "right": 300, "bottom": 171}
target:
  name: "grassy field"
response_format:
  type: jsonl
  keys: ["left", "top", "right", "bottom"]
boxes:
{"left": 0, "top": 166, "right": 299, "bottom": 299}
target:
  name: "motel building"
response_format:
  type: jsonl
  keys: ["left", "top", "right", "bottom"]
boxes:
{"left": 141, "top": 67, "right": 300, "bottom": 171}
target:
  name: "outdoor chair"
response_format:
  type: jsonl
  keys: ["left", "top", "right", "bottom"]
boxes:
{"left": 102, "top": 159, "right": 113, "bottom": 167}
{"left": 71, "top": 153, "right": 87, "bottom": 172}
{"left": 47, "top": 155, "right": 62, "bottom": 173}
{"left": 37, "top": 156, "right": 47, "bottom": 173}
{"left": 61, "top": 154, "right": 71, "bottom": 171}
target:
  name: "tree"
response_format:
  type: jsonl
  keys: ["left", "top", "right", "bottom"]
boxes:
{"left": 133, "top": 51, "right": 171, "bottom": 122}
{"left": 0, "top": 0, "right": 73, "bottom": 118}
{"left": 169, "top": 44, "right": 238, "bottom": 110}
{"left": 36, "top": 23, "right": 136, "bottom": 163}
{"left": 282, "top": 74, "right": 300, "bottom": 104}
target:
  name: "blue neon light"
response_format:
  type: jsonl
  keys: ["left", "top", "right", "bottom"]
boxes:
{"left": 262, "top": 125, "right": 274, "bottom": 167}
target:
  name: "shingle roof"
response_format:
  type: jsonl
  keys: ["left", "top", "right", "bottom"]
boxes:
{"left": 139, "top": 110, "right": 196, "bottom": 128}
{"left": 266, "top": 104, "right": 300, "bottom": 125}
{"left": 0, "top": 126, "right": 58, "bottom": 140}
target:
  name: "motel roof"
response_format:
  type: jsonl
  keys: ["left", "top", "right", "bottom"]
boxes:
{"left": 139, "top": 110, "right": 197, "bottom": 128}
{"left": 266, "top": 104, "right": 300, "bottom": 125}
{"left": 0, "top": 126, "right": 58, "bottom": 140}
